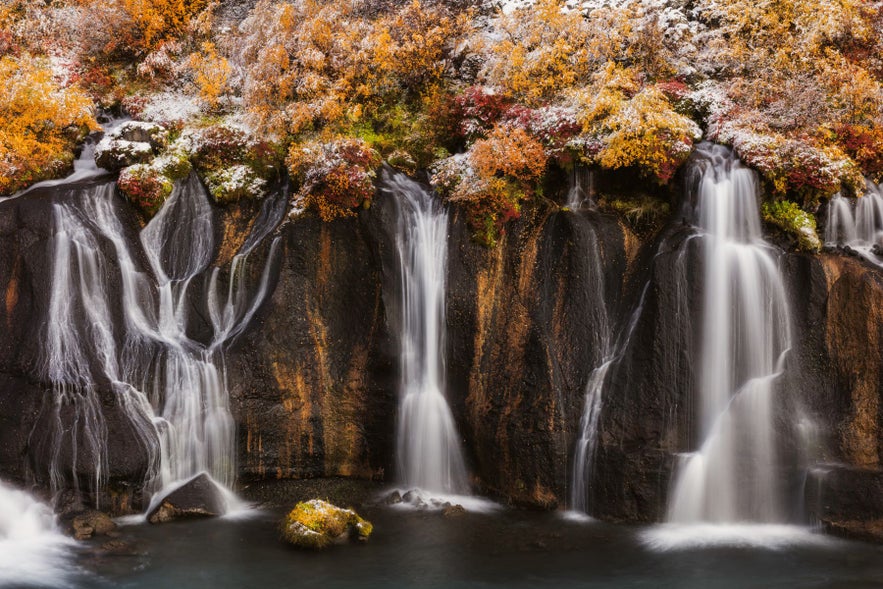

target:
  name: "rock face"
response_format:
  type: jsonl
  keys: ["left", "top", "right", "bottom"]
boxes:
{"left": 1, "top": 170, "right": 883, "bottom": 544}
{"left": 280, "top": 499, "right": 373, "bottom": 549}
{"left": 147, "top": 473, "right": 227, "bottom": 524}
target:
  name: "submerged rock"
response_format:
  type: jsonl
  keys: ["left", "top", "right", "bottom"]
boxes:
{"left": 280, "top": 499, "right": 373, "bottom": 549}
{"left": 147, "top": 473, "right": 227, "bottom": 524}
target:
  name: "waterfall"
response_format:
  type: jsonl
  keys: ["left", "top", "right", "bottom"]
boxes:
{"left": 386, "top": 171, "right": 469, "bottom": 496}
{"left": 666, "top": 144, "right": 792, "bottom": 524}
{"left": 0, "top": 480, "right": 75, "bottom": 588}
{"left": 566, "top": 165, "right": 595, "bottom": 210}
{"left": 824, "top": 182, "right": 883, "bottom": 266}
{"left": 35, "top": 175, "right": 282, "bottom": 508}
{"left": 569, "top": 217, "right": 612, "bottom": 514}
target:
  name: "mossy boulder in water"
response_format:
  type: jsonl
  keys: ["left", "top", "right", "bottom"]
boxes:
{"left": 280, "top": 499, "right": 373, "bottom": 549}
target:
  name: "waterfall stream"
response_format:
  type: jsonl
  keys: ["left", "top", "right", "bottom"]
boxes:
{"left": 666, "top": 144, "right": 792, "bottom": 525}
{"left": 824, "top": 182, "right": 883, "bottom": 266}
{"left": 34, "top": 174, "right": 282, "bottom": 510}
{"left": 385, "top": 171, "right": 469, "bottom": 497}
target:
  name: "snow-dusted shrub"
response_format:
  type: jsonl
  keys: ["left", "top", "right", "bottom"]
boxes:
{"left": 287, "top": 139, "right": 382, "bottom": 221}
{"left": 117, "top": 163, "right": 173, "bottom": 215}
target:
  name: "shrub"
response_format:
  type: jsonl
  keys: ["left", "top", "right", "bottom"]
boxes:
{"left": 0, "top": 54, "right": 97, "bottom": 194}
{"left": 117, "top": 163, "right": 173, "bottom": 215}
{"left": 761, "top": 199, "right": 822, "bottom": 252}
{"left": 288, "top": 138, "right": 382, "bottom": 221}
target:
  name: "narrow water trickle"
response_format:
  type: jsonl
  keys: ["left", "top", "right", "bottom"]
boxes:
{"left": 35, "top": 173, "right": 283, "bottom": 510}
{"left": 667, "top": 144, "right": 792, "bottom": 524}
{"left": 569, "top": 217, "right": 612, "bottom": 514}
{"left": 385, "top": 171, "right": 469, "bottom": 496}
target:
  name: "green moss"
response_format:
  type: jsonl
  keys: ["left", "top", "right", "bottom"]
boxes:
{"left": 280, "top": 499, "right": 373, "bottom": 550}
{"left": 603, "top": 194, "right": 671, "bottom": 235}
{"left": 761, "top": 199, "right": 822, "bottom": 252}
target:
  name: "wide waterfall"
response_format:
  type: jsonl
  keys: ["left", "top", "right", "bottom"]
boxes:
{"left": 666, "top": 144, "right": 793, "bottom": 525}
{"left": 35, "top": 174, "right": 282, "bottom": 509}
{"left": 386, "top": 171, "right": 469, "bottom": 496}
{"left": 824, "top": 182, "right": 883, "bottom": 266}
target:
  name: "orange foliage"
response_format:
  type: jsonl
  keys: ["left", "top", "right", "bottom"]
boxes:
{"left": 0, "top": 55, "right": 97, "bottom": 194}
{"left": 189, "top": 42, "right": 230, "bottom": 109}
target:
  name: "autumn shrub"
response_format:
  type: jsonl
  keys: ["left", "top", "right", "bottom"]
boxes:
{"left": 432, "top": 125, "right": 547, "bottom": 245}
{"left": 578, "top": 67, "right": 701, "bottom": 183}
{"left": 117, "top": 163, "right": 173, "bottom": 215}
{"left": 288, "top": 139, "right": 382, "bottom": 221}
{"left": 188, "top": 42, "right": 230, "bottom": 110}
{"left": 0, "top": 54, "right": 97, "bottom": 194}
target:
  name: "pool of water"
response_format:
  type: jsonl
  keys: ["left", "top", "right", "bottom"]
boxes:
{"left": 33, "top": 506, "right": 883, "bottom": 589}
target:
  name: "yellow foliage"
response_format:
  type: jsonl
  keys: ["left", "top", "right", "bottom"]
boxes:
{"left": 0, "top": 55, "right": 97, "bottom": 194}
{"left": 189, "top": 42, "right": 231, "bottom": 109}
{"left": 579, "top": 66, "right": 700, "bottom": 183}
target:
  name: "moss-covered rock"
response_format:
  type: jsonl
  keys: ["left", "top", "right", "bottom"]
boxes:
{"left": 761, "top": 199, "right": 822, "bottom": 252}
{"left": 280, "top": 499, "right": 373, "bottom": 549}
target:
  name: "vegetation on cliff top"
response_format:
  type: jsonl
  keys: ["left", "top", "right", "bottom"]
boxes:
{"left": 2, "top": 0, "right": 882, "bottom": 243}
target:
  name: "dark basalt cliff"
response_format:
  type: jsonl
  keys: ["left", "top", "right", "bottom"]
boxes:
{"left": 1, "top": 177, "right": 882, "bottom": 542}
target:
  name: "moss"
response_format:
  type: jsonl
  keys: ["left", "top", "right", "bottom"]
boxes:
{"left": 280, "top": 499, "right": 373, "bottom": 550}
{"left": 602, "top": 194, "right": 671, "bottom": 235}
{"left": 761, "top": 199, "right": 822, "bottom": 252}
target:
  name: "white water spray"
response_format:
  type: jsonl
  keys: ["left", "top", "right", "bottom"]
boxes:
{"left": 667, "top": 144, "right": 792, "bottom": 524}
{"left": 825, "top": 182, "right": 883, "bottom": 266}
{"left": 387, "top": 171, "right": 469, "bottom": 496}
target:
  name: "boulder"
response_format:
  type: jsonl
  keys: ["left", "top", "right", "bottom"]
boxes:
{"left": 95, "top": 138, "right": 154, "bottom": 171}
{"left": 280, "top": 499, "right": 373, "bottom": 549}
{"left": 69, "top": 510, "right": 117, "bottom": 540}
{"left": 147, "top": 473, "right": 227, "bottom": 524}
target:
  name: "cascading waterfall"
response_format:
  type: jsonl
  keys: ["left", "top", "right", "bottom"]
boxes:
{"left": 386, "top": 171, "right": 469, "bottom": 496}
{"left": 36, "top": 174, "right": 282, "bottom": 508}
{"left": 666, "top": 144, "right": 792, "bottom": 524}
{"left": 824, "top": 182, "right": 883, "bottom": 266}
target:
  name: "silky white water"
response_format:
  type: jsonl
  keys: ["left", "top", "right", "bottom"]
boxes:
{"left": 825, "top": 182, "right": 883, "bottom": 266}
{"left": 386, "top": 171, "right": 468, "bottom": 496}
{"left": 666, "top": 144, "right": 792, "bottom": 524}
{"left": 566, "top": 166, "right": 596, "bottom": 210}
{"left": 0, "top": 479, "right": 76, "bottom": 588}
{"left": 37, "top": 175, "right": 282, "bottom": 508}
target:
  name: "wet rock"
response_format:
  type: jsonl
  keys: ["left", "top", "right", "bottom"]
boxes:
{"left": 280, "top": 499, "right": 373, "bottom": 549}
{"left": 147, "top": 473, "right": 227, "bottom": 524}
{"left": 63, "top": 509, "right": 117, "bottom": 540}
{"left": 806, "top": 465, "right": 883, "bottom": 543}
{"left": 382, "top": 490, "right": 402, "bottom": 505}
{"left": 442, "top": 504, "right": 466, "bottom": 518}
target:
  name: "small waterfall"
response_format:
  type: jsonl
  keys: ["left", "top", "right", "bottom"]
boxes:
{"left": 0, "top": 480, "right": 75, "bottom": 588}
{"left": 386, "top": 171, "right": 468, "bottom": 496}
{"left": 667, "top": 144, "right": 792, "bottom": 524}
{"left": 566, "top": 166, "right": 595, "bottom": 210}
{"left": 569, "top": 218, "right": 612, "bottom": 514}
{"left": 36, "top": 174, "right": 282, "bottom": 508}
{"left": 824, "top": 183, "right": 883, "bottom": 266}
